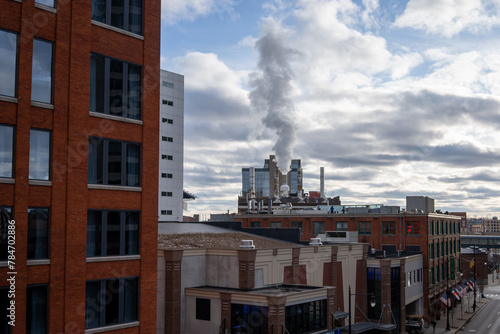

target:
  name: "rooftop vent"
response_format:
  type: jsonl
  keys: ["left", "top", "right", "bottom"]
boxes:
{"left": 239, "top": 240, "right": 255, "bottom": 249}
{"left": 309, "top": 238, "right": 323, "bottom": 246}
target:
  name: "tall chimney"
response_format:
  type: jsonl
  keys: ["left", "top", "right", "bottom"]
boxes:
{"left": 320, "top": 167, "right": 325, "bottom": 197}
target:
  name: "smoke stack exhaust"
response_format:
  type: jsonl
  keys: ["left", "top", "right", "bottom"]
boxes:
{"left": 320, "top": 167, "right": 325, "bottom": 197}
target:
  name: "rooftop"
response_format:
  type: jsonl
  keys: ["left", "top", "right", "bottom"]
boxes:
{"left": 158, "top": 223, "right": 294, "bottom": 250}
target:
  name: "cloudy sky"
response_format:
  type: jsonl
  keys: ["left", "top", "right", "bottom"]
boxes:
{"left": 160, "top": 0, "right": 500, "bottom": 218}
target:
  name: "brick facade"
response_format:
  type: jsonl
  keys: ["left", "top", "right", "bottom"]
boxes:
{"left": 0, "top": 0, "right": 160, "bottom": 332}
{"left": 237, "top": 212, "right": 462, "bottom": 324}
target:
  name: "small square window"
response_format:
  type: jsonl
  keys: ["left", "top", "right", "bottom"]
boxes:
{"left": 162, "top": 118, "right": 173, "bottom": 124}
{"left": 161, "top": 192, "right": 167, "bottom": 196}
{"left": 161, "top": 210, "right": 166, "bottom": 215}
{"left": 162, "top": 100, "right": 173, "bottom": 106}
{"left": 162, "top": 81, "right": 174, "bottom": 88}
{"left": 196, "top": 298, "right": 210, "bottom": 321}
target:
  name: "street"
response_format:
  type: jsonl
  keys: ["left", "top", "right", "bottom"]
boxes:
{"left": 458, "top": 280, "right": 500, "bottom": 333}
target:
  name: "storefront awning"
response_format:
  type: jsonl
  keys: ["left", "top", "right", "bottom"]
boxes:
{"left": 333, "top": 310, "right": 349, "bottom": 320}
{"left": 339, "top": 322, "right": 375, "bottom": 333}
{"left": 374, "top": 323, "right": 397, "bottom": 330}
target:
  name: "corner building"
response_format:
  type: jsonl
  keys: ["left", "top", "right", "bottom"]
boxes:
{"left": 236, "top": 212, "right": 462, "bottom": 325}
{"left": 0, "top": 0, "right": 160, "bottom": 333}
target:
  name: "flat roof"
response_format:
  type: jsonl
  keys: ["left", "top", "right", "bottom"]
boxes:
{"left": 158, "top": 223, "right": 294, "bottom": 250}
{"left": 187, "top": 284, "right": 326, "bottom": 297}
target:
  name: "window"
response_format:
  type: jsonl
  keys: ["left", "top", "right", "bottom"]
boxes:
{"left": 406, "top": 222, "right": 420, "bottom": 235}
{"left": 87, "top": 210, "right": 139, "bottom": 257}
{"left": 0, "top": 29, "right": 17, "bottom": 98}
{"left": 36, "top": 0, "right": 55, "bottom": 7}
{"left": 0, "top": 287, "right": 11, "bottom": 334}
{"left": 162, "top": 81, "right": 174, "bottom": 88}
{"left": 285, "top": 300, "right": 327, "bottom": 333}
{"left": 28, "top": 208, "right": 49, "bottom": 260}
{"left": 231, "top": 304, "right": 268, "bottom": 334}
{"left": 0, "top": 207, "right": 12, "bottom": 261}
{"left": 429, "top": 244, "right": 433, "bottom": 260}
{"left": 91, "top": 0, "right": 143, "bottom": 35}
{"left": 382, "top": 221, "right": 396, "bottom": 235}
{"left": 29, "top": 129, "right": 51, "bottom": 180}
{"left": 312, "top": 221, "right": 325, "bottom": 235}
{"left": 162, "top": 118, "right": 173, "bottom": 124}
{"left": 196, "top": 298, "right": 211, "bottom": 321}
{"left": 85, "top": 277, "right": 138, "bottom": 329}
{"left": 250, "top": 221, "right": 261, "bottom": 228}
{"left": 270, "top": 221, "right": 281, "bottom": 228}
{"left": 88, "top": 137, "right": 141, "bottom": 186}
{"left": 161, "top": 136, "right": 173, "bottom": 142}
{"left": 90, "top": 53, "right": 142, "bottom": 120}
{"left": 0, "top": 125, "right": 14, "bottom": 178}
{"left": 166, "top": 192, "right": 172, "bottom": 196}
{"left": 27, "top": 285, "right": 48, "bottom": 334}
{"left": 162, "top": 99, "right": 173, "bottom": 106}
{"left": 358, "top": 221, "right": 371, "bottom": 235}
{"left": 335, "top": 221, "right": 348, "bottom": 231}
{"left": 32, "top": 38, "right": 53, "bottom": 104}
{"left": 161, "top": 154, "right": 173, "bottom": 160}
{"left": 161, "top": 173, "right": 172, "bottom": 178}
{"left": 430, "top": 268, "right": 434, "bottom": 285}
{"left": 291, "top": 221, "right": 303, "bottom": 234}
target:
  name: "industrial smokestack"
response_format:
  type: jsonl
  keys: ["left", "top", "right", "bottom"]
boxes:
{"left": 320, "top": 167, "right": 325, "bottom": 197}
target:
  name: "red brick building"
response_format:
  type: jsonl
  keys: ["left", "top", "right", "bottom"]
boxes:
{"left": 235, "top": 211, "right": 462, "bottom": 323}
{"left": 0, "top": 0, "right": 160, "bottom": 333}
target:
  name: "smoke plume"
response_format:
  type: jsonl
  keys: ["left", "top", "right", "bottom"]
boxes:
{"left": 249, "top": 26, "right": 297, "bottom": 172}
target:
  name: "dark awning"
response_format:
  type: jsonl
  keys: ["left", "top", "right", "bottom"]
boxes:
{"left": 374, "top": 323, "right": 397, "bottom": 331}
{"left": 339, "top": 322, "right": 375, "bottom": 333}
{"left": 333, "top": 310, "right": 349, "bottom": 320}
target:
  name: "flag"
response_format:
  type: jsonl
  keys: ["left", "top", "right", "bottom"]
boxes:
{"left": 440, "top": 294, "right": 451, "bottom": 307}
{"left": 452, "top": 289, "right": 460, "bottom": 301}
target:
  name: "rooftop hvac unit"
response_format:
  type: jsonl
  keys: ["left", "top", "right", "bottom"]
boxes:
{"left": 318, "top": 231, "right": 358, "bottom": 243}
{"left": 309, "top": 238, "right": 323, "bottom": 246}
{"left": 239, "top": 240, "right": 255, "bottom": 249}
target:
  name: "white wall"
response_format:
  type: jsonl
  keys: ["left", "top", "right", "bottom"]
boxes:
{"left": 159, "top": 70, "right": 184, "bottom": 222}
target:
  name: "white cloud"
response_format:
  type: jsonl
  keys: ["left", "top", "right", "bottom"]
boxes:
{"left": 390, "top": 52, "right": 424, "bottom": 80}
{"left": 394, "top": 0, "right": 500, "bottom": 37}
{"left": 161, "top": 0, "right": 239, "bottom": 25}
{"left": 175, "top": 52, "right": 250, "bottom": 104}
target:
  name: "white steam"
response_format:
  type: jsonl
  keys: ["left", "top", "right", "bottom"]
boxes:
{"left": 249, "top": 26, "right": 297, "bottom": 172}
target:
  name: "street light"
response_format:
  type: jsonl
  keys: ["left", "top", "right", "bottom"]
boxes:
{"left": 473, "top": 247, "right": 476, "bottom": 313}
{"left": 348, "top": 285, "right": 376, "bottom": 334}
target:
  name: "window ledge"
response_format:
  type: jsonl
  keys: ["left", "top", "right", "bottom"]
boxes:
{"left": 0, "top": 95, "right": 17, "bottom": 103}
{"left": 35, "top": 2, "right": 57, "bottom": 13}
{"left": 91, "top": 20, "right": 144, "bottom": 40}
{"left": 88, "top": 184, "right": 142, "bottom": 192}
{"left": 31, "top": 101, "right": 54, "bottom": 109}
{"left": 89, "top": 111, "right": 143, "bottom": 125}
{"left": 27, "top": 259, "right": 50, "bottom": 266}
{"left": 85, "top": 321, "right": 140, "bottom": 334}
{"left": 0, "top": 178, "right": 15, "bottom": 184}
{"left": 29, "top": 179, "right": 52, "bottom": 186}
{"left": 87, "top": 255, "right": 141, "bottom": 262}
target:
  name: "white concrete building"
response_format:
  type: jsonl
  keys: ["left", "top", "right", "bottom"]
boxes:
{"left": 159, "top": 70, "right": 184, "bottom": 222}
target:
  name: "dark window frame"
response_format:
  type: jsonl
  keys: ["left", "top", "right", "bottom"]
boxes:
{"left": 85, "top": 277, "right": 139, "bottom": 329}
{"left": 29, "top": 128, "right": 52, "bottom": 181}
{"left": 27, "top": 284, "right": 48, "bottom": 334}
{"left": 406, "top": 222, "right": 420, "bottom": 236}
{"left": 27, "top": 207, "right": 50, "bottom": 260}
{"left": 358, "top": 221, "right": 372, "bottom": 235}
{"left": 31, "top": 37, "right": 54, "bottom": 104}
{"left": 88, "top": 136, "right": 141, "bottom": 187}
{"left": 0, "top": 207, "right": 13, "bottom": 261}
{"left": 0, "top": 124, "right": 15, "bottom": 178}
{"left": 86, "top": 210, "right": 140, "bottom": 257}
{"left": 335, "top": 221, "right": 348, "bottom": 231}
{"left": 382, "top": 221, "right": 396, "bottom": 235}
{"left": 90, "top": 53, "right": 143, "bottom": 120}
{"left": 0, "top": 28, "right": 18, "bottom": 98}
{"left": 312, "top": 221, "right": 325, "bottom": 236}
{"left": 91, "top": 0, "right": 143, "bottom": 35}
